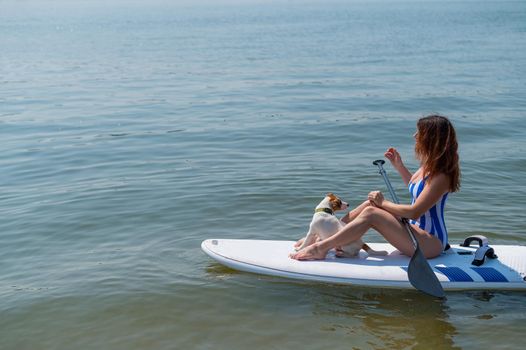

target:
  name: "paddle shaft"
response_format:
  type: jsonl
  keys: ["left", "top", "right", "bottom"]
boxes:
{"left": 374, "top": 162, "right": 418, "bottom": 247}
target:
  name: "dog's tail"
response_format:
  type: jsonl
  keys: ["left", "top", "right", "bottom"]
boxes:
{"left": 362, "top": 243, "right": 388, "bottom": 256}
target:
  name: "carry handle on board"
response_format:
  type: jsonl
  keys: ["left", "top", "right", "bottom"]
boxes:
{"left": 373, "top": 160, "right": 445, "bottom": 298}
{"left": 460, "top": 235, "right": 489, "bottom": 248}
{"left": 460, "top": 235, "right": 498, "bottom": 266}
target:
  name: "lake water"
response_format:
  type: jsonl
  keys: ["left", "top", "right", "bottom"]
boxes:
{"left": 1, "top": 0, "right": 525, "bottom": 349}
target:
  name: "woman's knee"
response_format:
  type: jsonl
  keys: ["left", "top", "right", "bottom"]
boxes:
{"left": 359, "top": 206, "right": 383, "bottom": 223}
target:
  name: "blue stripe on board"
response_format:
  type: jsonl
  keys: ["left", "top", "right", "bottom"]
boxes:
{"left": 402, "top": 267, "right": 509, "bottom": 283}
{"left": 435, "top": 266, "right": 473, "bottom": 282}
{"left": 471, "top": 267, "right": 509, "bottom": 282}
{"left": 403, "top": 266, "right": 509, "bottom": 283}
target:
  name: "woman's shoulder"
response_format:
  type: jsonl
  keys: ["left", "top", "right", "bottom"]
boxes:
{"left": 427, "top": 172, "right": 451, "bottom": 192}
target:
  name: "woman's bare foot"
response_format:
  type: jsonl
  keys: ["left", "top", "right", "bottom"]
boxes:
{"left": 289, "top": 243, "right": 328, "bottom": 260}
{"left": 294, "top": 237, "right": 305, "bottom": 249}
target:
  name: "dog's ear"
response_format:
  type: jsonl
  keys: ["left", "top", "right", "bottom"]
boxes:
{"left": 327, "top": 193, "right": 336, "bottom": 200}
{"left": 330, "top": 198, "right": 343, "bottom": 210}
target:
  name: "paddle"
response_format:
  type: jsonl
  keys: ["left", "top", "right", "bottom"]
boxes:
{"left": 373, "top": 159, "right": 445, "bottom": 298}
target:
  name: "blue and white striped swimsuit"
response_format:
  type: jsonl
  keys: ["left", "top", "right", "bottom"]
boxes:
{"left": 408, "top": 177, "right": 449, "bottom": 250}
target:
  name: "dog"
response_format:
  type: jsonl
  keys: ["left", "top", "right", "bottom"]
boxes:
{"left": 295, "top": 193, "right": 387, "bottom": 257}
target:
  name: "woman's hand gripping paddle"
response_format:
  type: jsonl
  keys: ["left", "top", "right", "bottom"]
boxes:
{"left": 373, "top": 160, "right": 445, "bottom": 298}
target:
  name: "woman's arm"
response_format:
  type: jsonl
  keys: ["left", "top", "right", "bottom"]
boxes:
{"left": 369, "top": 173, "right": 450, "bottom": 220}
{"left": 384, "top": 147, "right": 412, "bottom": 185}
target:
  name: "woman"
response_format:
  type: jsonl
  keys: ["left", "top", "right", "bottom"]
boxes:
{"left": 291, "top": 115, "right": 461, "bottom": 260}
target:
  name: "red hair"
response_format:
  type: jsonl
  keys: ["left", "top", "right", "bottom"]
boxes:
{"left": 415, "top": 115, "right": 461, "bottom": 192}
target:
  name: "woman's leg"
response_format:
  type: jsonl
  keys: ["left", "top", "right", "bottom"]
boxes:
{"left": 334, "top": 200, "right": 372, "bottom": 253}
{"left": 296, "top": 200, "right": 371, "bottom": 248}
{"left": 290, "top": 206, "right": 443, "bottom": 260}
{"left": 362, "top": 207, "right": 443, "bottom": 258}
{"left": 340, "top": 200, "right": 372, "bottom": 224}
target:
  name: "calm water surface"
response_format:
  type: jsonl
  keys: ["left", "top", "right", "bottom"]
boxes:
{"left": 1, "top": 0, "right": 526, "bottom": 349}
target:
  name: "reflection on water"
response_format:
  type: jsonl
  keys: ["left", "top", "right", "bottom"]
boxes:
{"left": 310, "top": 285, "right": 526, "bottom": 350}
{"left": 310, "top": 287, "right": 458, "bottom": 349}
{"left": 204, "top": 264, "right": 526, "bottom": 350}
{"left": 204, "top": 264, "right": 460, "bottom": 349}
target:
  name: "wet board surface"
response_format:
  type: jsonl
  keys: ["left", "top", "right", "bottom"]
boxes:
{"left": 202, "top": 239, "right": 526, "bottom": 291}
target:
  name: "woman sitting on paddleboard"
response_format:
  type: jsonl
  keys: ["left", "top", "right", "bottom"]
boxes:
{"left": 291, "top": 115, "right": 461, "bottom": 260}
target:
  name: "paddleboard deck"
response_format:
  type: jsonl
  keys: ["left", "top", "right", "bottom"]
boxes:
{"left": 201, "top": 239, "right": 526, "bottom": 291}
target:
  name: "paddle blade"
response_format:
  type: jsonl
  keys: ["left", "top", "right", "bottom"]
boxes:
{"left": 407, "top": 248, "right": 445, "bottom": 298}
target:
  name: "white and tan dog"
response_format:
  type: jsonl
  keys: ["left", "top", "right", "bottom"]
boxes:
{"left": 295, "top": 193, "right": 387, "bottom": 257}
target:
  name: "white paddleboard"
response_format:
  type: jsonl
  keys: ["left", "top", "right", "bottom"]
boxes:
{"left": 201, "top": 239, "right": 526, "bottom": 291}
